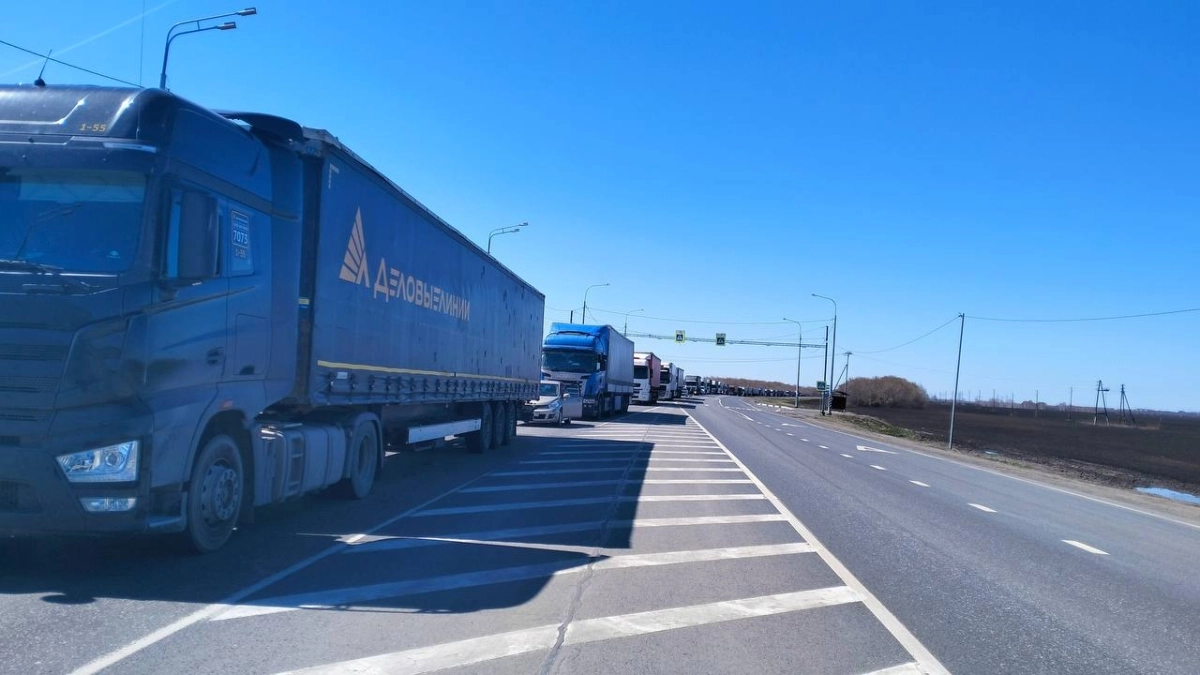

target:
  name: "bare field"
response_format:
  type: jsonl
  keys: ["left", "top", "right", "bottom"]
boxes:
{"left": 838, "top": 402, "right": 1200, "bottom": 490}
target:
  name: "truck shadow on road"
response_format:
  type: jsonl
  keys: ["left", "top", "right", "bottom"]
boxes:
{"left": 0, "top": 430, "right": 651, "bottom": 618}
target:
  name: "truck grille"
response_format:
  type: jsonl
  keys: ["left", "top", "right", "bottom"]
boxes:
{"left": 0, "top": 480, "right": 41, "bottom": 513}
{"left": 0, "top": 409, "right": 53, "bottom": 423}
{"left": 0, "top": 376, "right": 58, "bottom": 394}
{"left": 0, "top": 344, "right": 68, "bottom": 361}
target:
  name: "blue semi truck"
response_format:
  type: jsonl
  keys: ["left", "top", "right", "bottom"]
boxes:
{"left": 541, "top": 323, "right": 635, "bottom": 419}
{"left": 0, "top": 85, "right": 544, "bottom": 552}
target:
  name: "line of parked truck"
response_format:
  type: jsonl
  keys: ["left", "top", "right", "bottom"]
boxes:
{"left": 0, "top": 84, "right": 709, "bottom": 552}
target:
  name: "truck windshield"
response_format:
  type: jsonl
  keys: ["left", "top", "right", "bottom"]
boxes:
{"left": 0, "top": 168, "right": 146, "bottom": 273}
{"left": 542, "top": 350, "right": 597, "bottom": 373}
{"left": 634, "top": 365, "right": 648, "bottom": 379}
{"left": 660, "top": 369, "right": 672, "bottom": 383}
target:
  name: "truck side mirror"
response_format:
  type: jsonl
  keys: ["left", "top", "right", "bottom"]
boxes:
{"left": 165, "top": 190, "right": 219, "bottom": 281}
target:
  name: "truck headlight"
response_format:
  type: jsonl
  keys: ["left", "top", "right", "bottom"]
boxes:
{"left": 56, "top": 441, "right": 139, "bottom": 483}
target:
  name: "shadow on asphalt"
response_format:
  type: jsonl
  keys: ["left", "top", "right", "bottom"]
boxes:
{"left": 0, "top": 411, "right": 656, "bottom": 616}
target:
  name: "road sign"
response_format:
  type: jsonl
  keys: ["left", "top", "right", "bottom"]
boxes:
{"left": 817, "top": 381, "right": 826, "bottom": 391}
{"left": 675, "top": 330, "right": 685, "bottom": 343}
{"left": 715, "top": 332, "right": 726, "bottom": 346}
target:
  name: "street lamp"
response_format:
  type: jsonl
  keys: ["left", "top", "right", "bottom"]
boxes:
{"left": 159, "top": 7, "right": 257, "bottom": 90}
{"left": 782, "top": 318, "right": 802, "bottom": 410}
{"left": 812, "top": 294, "right": 837, "bottom": 414}
{"left": 622, "top": 309, "right": 644, "bottom": 334}
{"left": 581, "top": 283, "right": 609, "bottom": 324}
{"left": 486, "top": 221, "right": 528, "bottom": 254}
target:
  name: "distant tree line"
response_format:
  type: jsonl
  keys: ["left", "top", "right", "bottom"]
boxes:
{"left": 844, "top": 376, "right": 929, "bottom": 408}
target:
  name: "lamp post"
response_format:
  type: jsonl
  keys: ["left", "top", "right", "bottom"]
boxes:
{"left": 622, "top": 308, "right": 644, "bottom": 334}
{"left": 159, "top": 7, "right": 257, "bottom": 90}
{"left": 812, "top": 294, "right": 837, "bottom": 414}
{"left": 486, "top": 221, "right": 528, "bottom": 254}
{"left": 581, "top": 283, "right": 609, "bottom": 324}
{"left": 782, "top": 318, "right": 802, "bottom": 410}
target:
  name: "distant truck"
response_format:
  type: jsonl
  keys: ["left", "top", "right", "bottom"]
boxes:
{"left": 684, "top": 375, "right": 701, "bottom": 396}
{"left": 658, "top": 362, "right": 682, "bottom": 401}
{"left": 541, "top": 324, "right": 635, "bottom": 419}
{"left": 0, "top": 85, "right": 543, "bottom": 552}
{"left": 633, "top": 352, "right": 662, "bottom": 404}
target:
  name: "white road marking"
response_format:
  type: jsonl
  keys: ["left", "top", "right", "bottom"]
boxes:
{"left": 801, "top": 438, "right": 810, "bottom": 442}
{"left": 786, "top": 433, "right": 795, "bottom": 436}
{"left": 492, "top": 467, "right": 624, "bottom": 477}
{"left": 217, "top": 544, "right": 815, "bottom": 623}
{"left": 414, "top": 496, "right": 613, "bottom": 517}
{"left": 519, "top": 458, "right": 640, "bottom": 465}
{"left": 910, "top": 481, "right": 930, "bottom": 488}
{"left": 642, "top": 479, "right": 754, "bottom": 485}
{"left": 857, "top": 445, "right": 898, "bottom": 455}
{"left": 275, "top": 586, "right": 855, "bottom": 675}
{"left": 633, "top": 494, "right": 766, "bottom": 502}
{"left": 67, "top": 471, "right": 498, "bottom": 675}
{"left": 859, "top": 663, "right": 925, "bottom": 675}
{"left": 1063, "top": 540, "right": 1109, "bottom": 555}
{"left": 641, "top": 467, "right": 745, "bottom": 472}
{"left": 968, "top": 503, "right": 997, "bottom": 513}
{"left": 841, "top": 454, "right": 854, "bottom": 458}
{"left": 461, "top": 480, "right": 622, "bottom": 493}
{"left": 870, "top": 465, "right": 887, "bottom": 471}
{"left": 819, "top": 445, "right": 830, "bottom": 449}
{"left": 684, "top": 412, "right": 951, "bottom": 675}
{"left": 349, "top": 514, "right": 789, "bottom": 554}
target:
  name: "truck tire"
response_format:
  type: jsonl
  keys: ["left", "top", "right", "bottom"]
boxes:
{"left": 467, "top": 403, "right": 493, "bottom": 453}
{"left": 339, "top": 415, "right": 380, "bottom": 499}
{"left": 184, "top": 433, "right": 244, "bottom": 554}
{"left": 500, "top": 402, "right": 515, "bottom": 446}
{"left": 491, "top": 402, "right": 506, "bottom": 448}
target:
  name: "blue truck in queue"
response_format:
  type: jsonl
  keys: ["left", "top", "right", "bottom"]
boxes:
{"left": 540, "top": 323, "right": 635, "bottom": 419}
{"left": 0, "top": 85, "right": 544, "bottom": 552}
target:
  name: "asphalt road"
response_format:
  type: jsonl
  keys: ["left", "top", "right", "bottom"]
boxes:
{"left": 1, "top": 397, "right": 1197, "bottom": 674}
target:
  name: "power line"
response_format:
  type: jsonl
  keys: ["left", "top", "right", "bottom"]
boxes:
{"left": 853, "top": 316, "right": 960, "bottom": 354}
{"left": 970, "top": 306, "right": 1200, "bottom": 323}
{"left": 0, "top": 38, "right": 140, "bottom": 87}
{"left": 589, "top": 306, "right": 829, "bottom": 326}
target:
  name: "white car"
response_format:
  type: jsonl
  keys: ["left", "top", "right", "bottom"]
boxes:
{"left": 525, "top": 381, "right": 583, "bottom": 424}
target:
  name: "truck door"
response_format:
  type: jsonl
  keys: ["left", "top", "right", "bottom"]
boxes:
{"left": 220, "top": 199, "right": 270, "bottom": 383}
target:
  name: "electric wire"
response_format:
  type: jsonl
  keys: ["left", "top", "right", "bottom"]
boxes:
{"left": 0, "top": 38, "right": 140, "bottom": 86}
{"left": 853, "top": 316, "right": 960, "bottom": 355}
{"left": 970, "top": 307, "right": 1200, "bottom": 323}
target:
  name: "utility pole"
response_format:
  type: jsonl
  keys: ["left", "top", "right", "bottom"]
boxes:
{"left": 1119, "top": 384, "right": 1136, "bottom": 425}
{"left": 1093, "top": 380, "right": 1110, "bottom": 426}
{"left": 821, "top": 326, "right": 829, "bottom": 415}
{"left": 948, "top": 313, "right": 965, "bottom": 450}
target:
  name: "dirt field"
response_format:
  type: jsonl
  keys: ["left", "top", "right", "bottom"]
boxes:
{"left": 838, "top": 402, "right": 1200, "bottom": 490}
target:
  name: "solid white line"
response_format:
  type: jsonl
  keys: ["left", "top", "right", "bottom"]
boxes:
{"left": 519, "top": 458, "right": 638, "bottom": 465}
{"left": 276, "top": 586, "right": 854, "bottom": 675}
{"left": 968, "top": 503, "right": 996, "bottom": 513}
{"left": 1063, "top": 540, "right": 1109, "bottom": 555}
{"left": 633, "top": 494, "right": 766, "bottom": 502}
{"left": 871, "top": 465, "right": 887, "bottom": 471}
{"left": 491, "top": 467, "right": 624, "bottom": 477}
{"left": 461, "top": 480, "right": 621, "bottom": 493}
{"left": 640, "top": 467, "right": 745, "bottom": 473}
{"left": 684, "top": 412, "right": 951, "bottom": 675}
{"left": 615, "top": 514, "right": 788, "bottom": 527}
{"left": 642, "top": 479, "right": 754, "bottom": 485}
{"left": 218, "top": 543, "right": 815, "bottom": 623}
{"left": 859, "top": 663, "right": 924, "bottom": 675}
{"left": 67, "top": 471, "right": 496, "bottom": 675}
{"left": 841, "top": 454, "right": 854, "bottom": 458}
{"left": 414, "top": 496, "right": 612, "bottom": 517}
{"left": 910, "top": 481, "right": 930, "bottom": 488}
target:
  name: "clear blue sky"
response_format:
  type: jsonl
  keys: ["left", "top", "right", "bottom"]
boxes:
{"left": 4, "top": 1, "right": 1197, "bottom": 411}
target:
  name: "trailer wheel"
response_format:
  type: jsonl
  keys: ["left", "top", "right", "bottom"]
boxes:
{"left": 491, "top": 402, "right": 506, "bottom": 448}
{"left": 184, "top": 434, "right": 244, "bottom": 554}
{"left": 339, "top": 415, "right": 380, "bottom": 499}
{"left": 467, "top": 403, "right": 493, "bottom": 453}
{"left": 500, "top": 402, "right": 515, "bottom": 446}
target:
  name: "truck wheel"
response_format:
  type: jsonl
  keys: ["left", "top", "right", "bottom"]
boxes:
{"left": 491, "top": 402, "right": 506, "bottom": 448}
{"left": 184, "top": 433, "right": 244, "bottom": 554}
{"left": 467, "top": 403, "right": 493, "bottom": 453}
{"left": 500, "top": 402, "right": 515, "bottom": 446}
{"left": 339, "top": 416, "right": 380, "bottom": 499}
